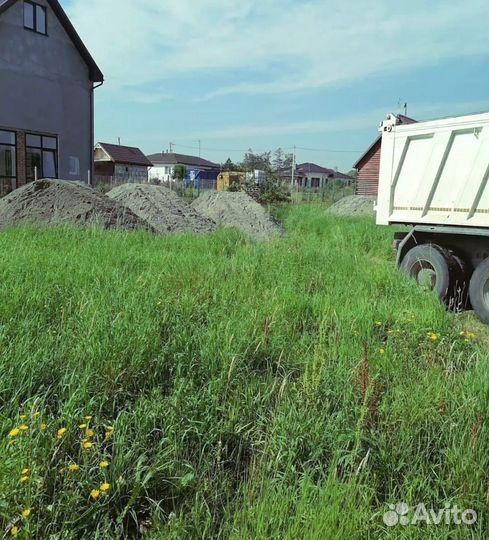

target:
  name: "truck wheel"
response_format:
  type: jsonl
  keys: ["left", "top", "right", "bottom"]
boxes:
{"left": 469, "top": 257, "right": 489, "bottom": 324}
{"left": 400, "top": 244, "right": 454, "bottom": 302}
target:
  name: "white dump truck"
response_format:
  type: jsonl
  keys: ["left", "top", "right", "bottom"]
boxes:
{"left": 376, "top": 111, "right": 489, "bottom": 323}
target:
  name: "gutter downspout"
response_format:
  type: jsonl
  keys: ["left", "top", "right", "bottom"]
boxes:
{"left": 90, "top": 80, "right": 104, "bottom": 185}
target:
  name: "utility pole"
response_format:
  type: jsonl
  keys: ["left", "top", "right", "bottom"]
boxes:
{"left": 118, "top": 137, "right": 121, "bottom": 145}
{"left": 291, "top": 145, "right": 296, "bottom": 188}
{"left": 193, "top": 139, "right": 202, "bottom": 157}
{"left": 169, "top": 142, "right": 175, "bottom": 152}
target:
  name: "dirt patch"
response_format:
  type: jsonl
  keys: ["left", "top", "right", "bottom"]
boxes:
{"left": 107, "top": 184, "right": 217, "bottom": 234}
{"left": 0, "top": 179, "right": 150, "bottom": 231}
{"left": 191, "top": 191, "right": 283, "bottom": 241}
{"left": 329, "top": 195, "right": 376, "bottom": 217}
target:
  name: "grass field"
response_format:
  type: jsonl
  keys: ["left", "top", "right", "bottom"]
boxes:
{"left": 0, "top": 204, "right": 487, "bottom": 540}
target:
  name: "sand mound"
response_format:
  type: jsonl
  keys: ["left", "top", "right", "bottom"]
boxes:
{"left": 191, "top": 191, "right": 283, "bottom": 240}
{"left": 329, "top": 195, "right": 376, "bottom": 217}
{"left": 0, "top": 179, "right": 150, "bottom": 231}
{"left": 107, "top": 184, "right": 217, "bottom": 235}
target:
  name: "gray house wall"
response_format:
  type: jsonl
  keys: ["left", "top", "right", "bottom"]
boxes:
{"left": 0, "top": 0, "right": 93, "bottom": 183}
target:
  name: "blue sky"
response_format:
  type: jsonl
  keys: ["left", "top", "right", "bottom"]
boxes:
{"left": 64, "top": 0, "right": 488, "bottom": 171}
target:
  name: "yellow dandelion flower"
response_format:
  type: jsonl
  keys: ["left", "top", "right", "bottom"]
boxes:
{"left": 22, "top": 508, "right": 31, "bottom": 519}
{"left": 57, "top": 428, "right": 67, "bottom": 439}
{"left": 83, "top": 441, "right": 93, "bottom": 449}
{"left": 40, "top": 423, "right": 47, "bottom": 431}
{"left": 106, "top": 425, "right": 114, "bottom": 431}
{"left": 20, "top": 415, "right": 27, "bottom": 421}
{"left": 100, "top": 482, "right": 110, "bottom": 492}
{"left": 9, "top": 428, "right": 20, "bottom": 438}
{"left": 467, "top": 332, "right": 476, "bottom": 340}
{"left": 68, "top": 464, "right": 80, "bottom": 472}
{"left": 379, "top": 348, "right": 385, "bottom": 355}
{"left": 21, "top": 468, "right": 29, "bottom": 475}
{"left": 90, "top": 489, "right": 100, "bottom": 500}
{"left": 20, "top": 475, "right": 29, "bottom": 483}
{"left": 85, "top": 429, "right": 95, "bottom": 438}
{"left": 11, "top": 526, "right": 19, "bottom": 536}
{"left": 19, "top": 425, "right": 29, "bottom": 432}
{"left": 32, "top": 412, "right": 41, "bottom": 418}
{"left": 100, "top": 460, "right": 109, "bottom": 469}
{"left": 84, "top": 416, "right": 93, "bottom": 421}
{"left": 78, "top": 423, "right": 87, "bottom": 430}
{"left": 459, "top": 330, "right": 465, "bottom": 336}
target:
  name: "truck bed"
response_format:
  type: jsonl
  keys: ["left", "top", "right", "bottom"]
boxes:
{"left": 376, "top": 112, "right": 489, "bottom": 228}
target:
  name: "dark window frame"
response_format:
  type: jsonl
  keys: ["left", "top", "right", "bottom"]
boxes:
{"left": 26, "top": 133, "right": 58, "bottom": 180}
{"left": 0, "top": 129, "right": 17, "bottom": 196}
{"left": 24, "top": 1, "right": 47, "bottom": 35}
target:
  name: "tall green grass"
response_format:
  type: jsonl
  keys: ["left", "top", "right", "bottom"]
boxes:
{"left": 0, "top": 204, "right": 487, "bottom": 540}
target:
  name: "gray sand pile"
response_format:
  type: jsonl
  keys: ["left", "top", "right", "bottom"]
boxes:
{"left": 191, "top": 191, "right": 283, "bottom": 240}
{"left": 107, "top": 184, "right": 217, "bottom": 234}
{"left": 0, "top": 179, "right": 150, "bottom": 231}
{"left": 329, "top": 195, "right": 376, "bottom": 217}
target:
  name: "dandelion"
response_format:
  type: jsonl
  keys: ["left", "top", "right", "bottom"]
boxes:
{"left": 379, "top": 348, "right": 385, "bottom": 355}
{"left": 428, "top": 332, "right": 440, "bottom": 341}
{"left": 57, "top": 428, "right": 67, "bottom": 439}
{"left": 375, "top": 321, "right": 382, "bottom": 327}
{"left": 32, "top": 412, "right": 41, "bottom": 418}
{"left": 9, "top": 428, "right": 20, "bottom": 438}
{"left": 83, "top": 441, "right": 93, "bottom": 450}
{"left": 20, "top": 415, "right": 27, "bottom": 421}
{"left": 22, "top": 508, "right": 31, "bottom": 519}
{"left": 106, "top": 425, "right": 114, "bottom": 432}
{"left": 100, "top": 461, "right": 109, "bottom": 469}
{"left": 85, "top": 429, "right": 95, "bottom": 438}
{"left": 11, "top": 526, "right": 19, "bottom": 536}
{"left": 467, "top": 332, "right": 476, "bottom": 340}
{"left": 21, "top": 468, "right": 29, "bottom": 475}
{"left": 85, "top": 416, "right": 93, "bottom": 421}
{"left": 459, "top": 330, "right": 466, "bottom": 337}
{"left": 19, "top": 425, "right": 29, "bottom": 432}
{"left": 68, "top": 464, "right": 80, "bottom": 472}
{"left": 100, "top": 483, "right": 110, "bottom": 492}
{"left": 78, "top": 423, "right": 87, "bottom": 430}
{"left": 40, "top": 423, "right": 47, "bottom": 431}
{"left": 90, "top": 489, "right": 100, "bottom": 501}
{"left": 20, "top": 476, "right": 29, "bottom": 484}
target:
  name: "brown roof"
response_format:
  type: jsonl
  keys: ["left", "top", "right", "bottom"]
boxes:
{"left": 147, "top": 152, "right": 219, "bottom": 169}
{"left": 97, "top": 143, "right": 153, "bottom": 167}
{"left": 354, "top": 114, "right": 417, "bottom": 169}
{"left": 0, "top": 0, "right": 103, "bottom": 82}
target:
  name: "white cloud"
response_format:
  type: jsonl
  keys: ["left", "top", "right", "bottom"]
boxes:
{"left": 194, "top": 99, "right": 489, "bottom": 140}
{"left": 66, "top": 0, "right": 488, "bottom": 99}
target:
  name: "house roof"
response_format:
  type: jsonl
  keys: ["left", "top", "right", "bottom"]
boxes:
{"left": 0, "top": 0, "right": 103, "bottom": 83}
{"left": 147, "top": 152, "right": 219, "bottom": 169}
{"left": 296, "top": 163, "right": 334, "bottom": 175}
{"left": 353, "top": 114, "right": 417, "bottom": 169}
{"left": 96, "top": 143, "right": 153, "bottom": 166}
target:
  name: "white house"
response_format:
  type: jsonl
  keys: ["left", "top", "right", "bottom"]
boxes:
{"left": 147, "top": 152, "right": 219, "bottom": 183}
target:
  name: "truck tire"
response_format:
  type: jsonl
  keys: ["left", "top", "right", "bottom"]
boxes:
{"left": 469, "top": 257, "right": 489, "bottom": 324}
{"left": 400, "top": 244, "right": 455, "bottom": 302}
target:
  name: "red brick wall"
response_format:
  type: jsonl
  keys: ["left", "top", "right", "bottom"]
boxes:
{"left": 356, "top": 142, "right": 381, "bottom": 196}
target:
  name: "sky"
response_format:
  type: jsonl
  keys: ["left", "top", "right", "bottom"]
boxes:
{"left": 63, "top": 0, "right": 489, "bottom": 171}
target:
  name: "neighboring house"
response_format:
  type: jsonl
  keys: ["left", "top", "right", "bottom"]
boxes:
{"left": 281, "top": 163, "right": 352, "bottom": 189}
{"left": 147, "top": 152, "right": 220, "bottom": 188}
{"left": 354, "top": 114, "right": 416, "bottom": 196}
{"left": 94, "top": 143, "right": 153, "bottom": 183}
{"left": 0, "top": 0, "right": 103, "bottom": 197}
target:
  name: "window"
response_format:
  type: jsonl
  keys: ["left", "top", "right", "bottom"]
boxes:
{"left": 0, "top": 130, "right": 17, "bottom": 196}
{"left": 69, "top": 157, "right": 80, "bottom": 176}
{"left": 24, "top": 1, "right": 47, "bottom": 35}
{"left": 26, "top": 133, "right": 58, "bottom": 180}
